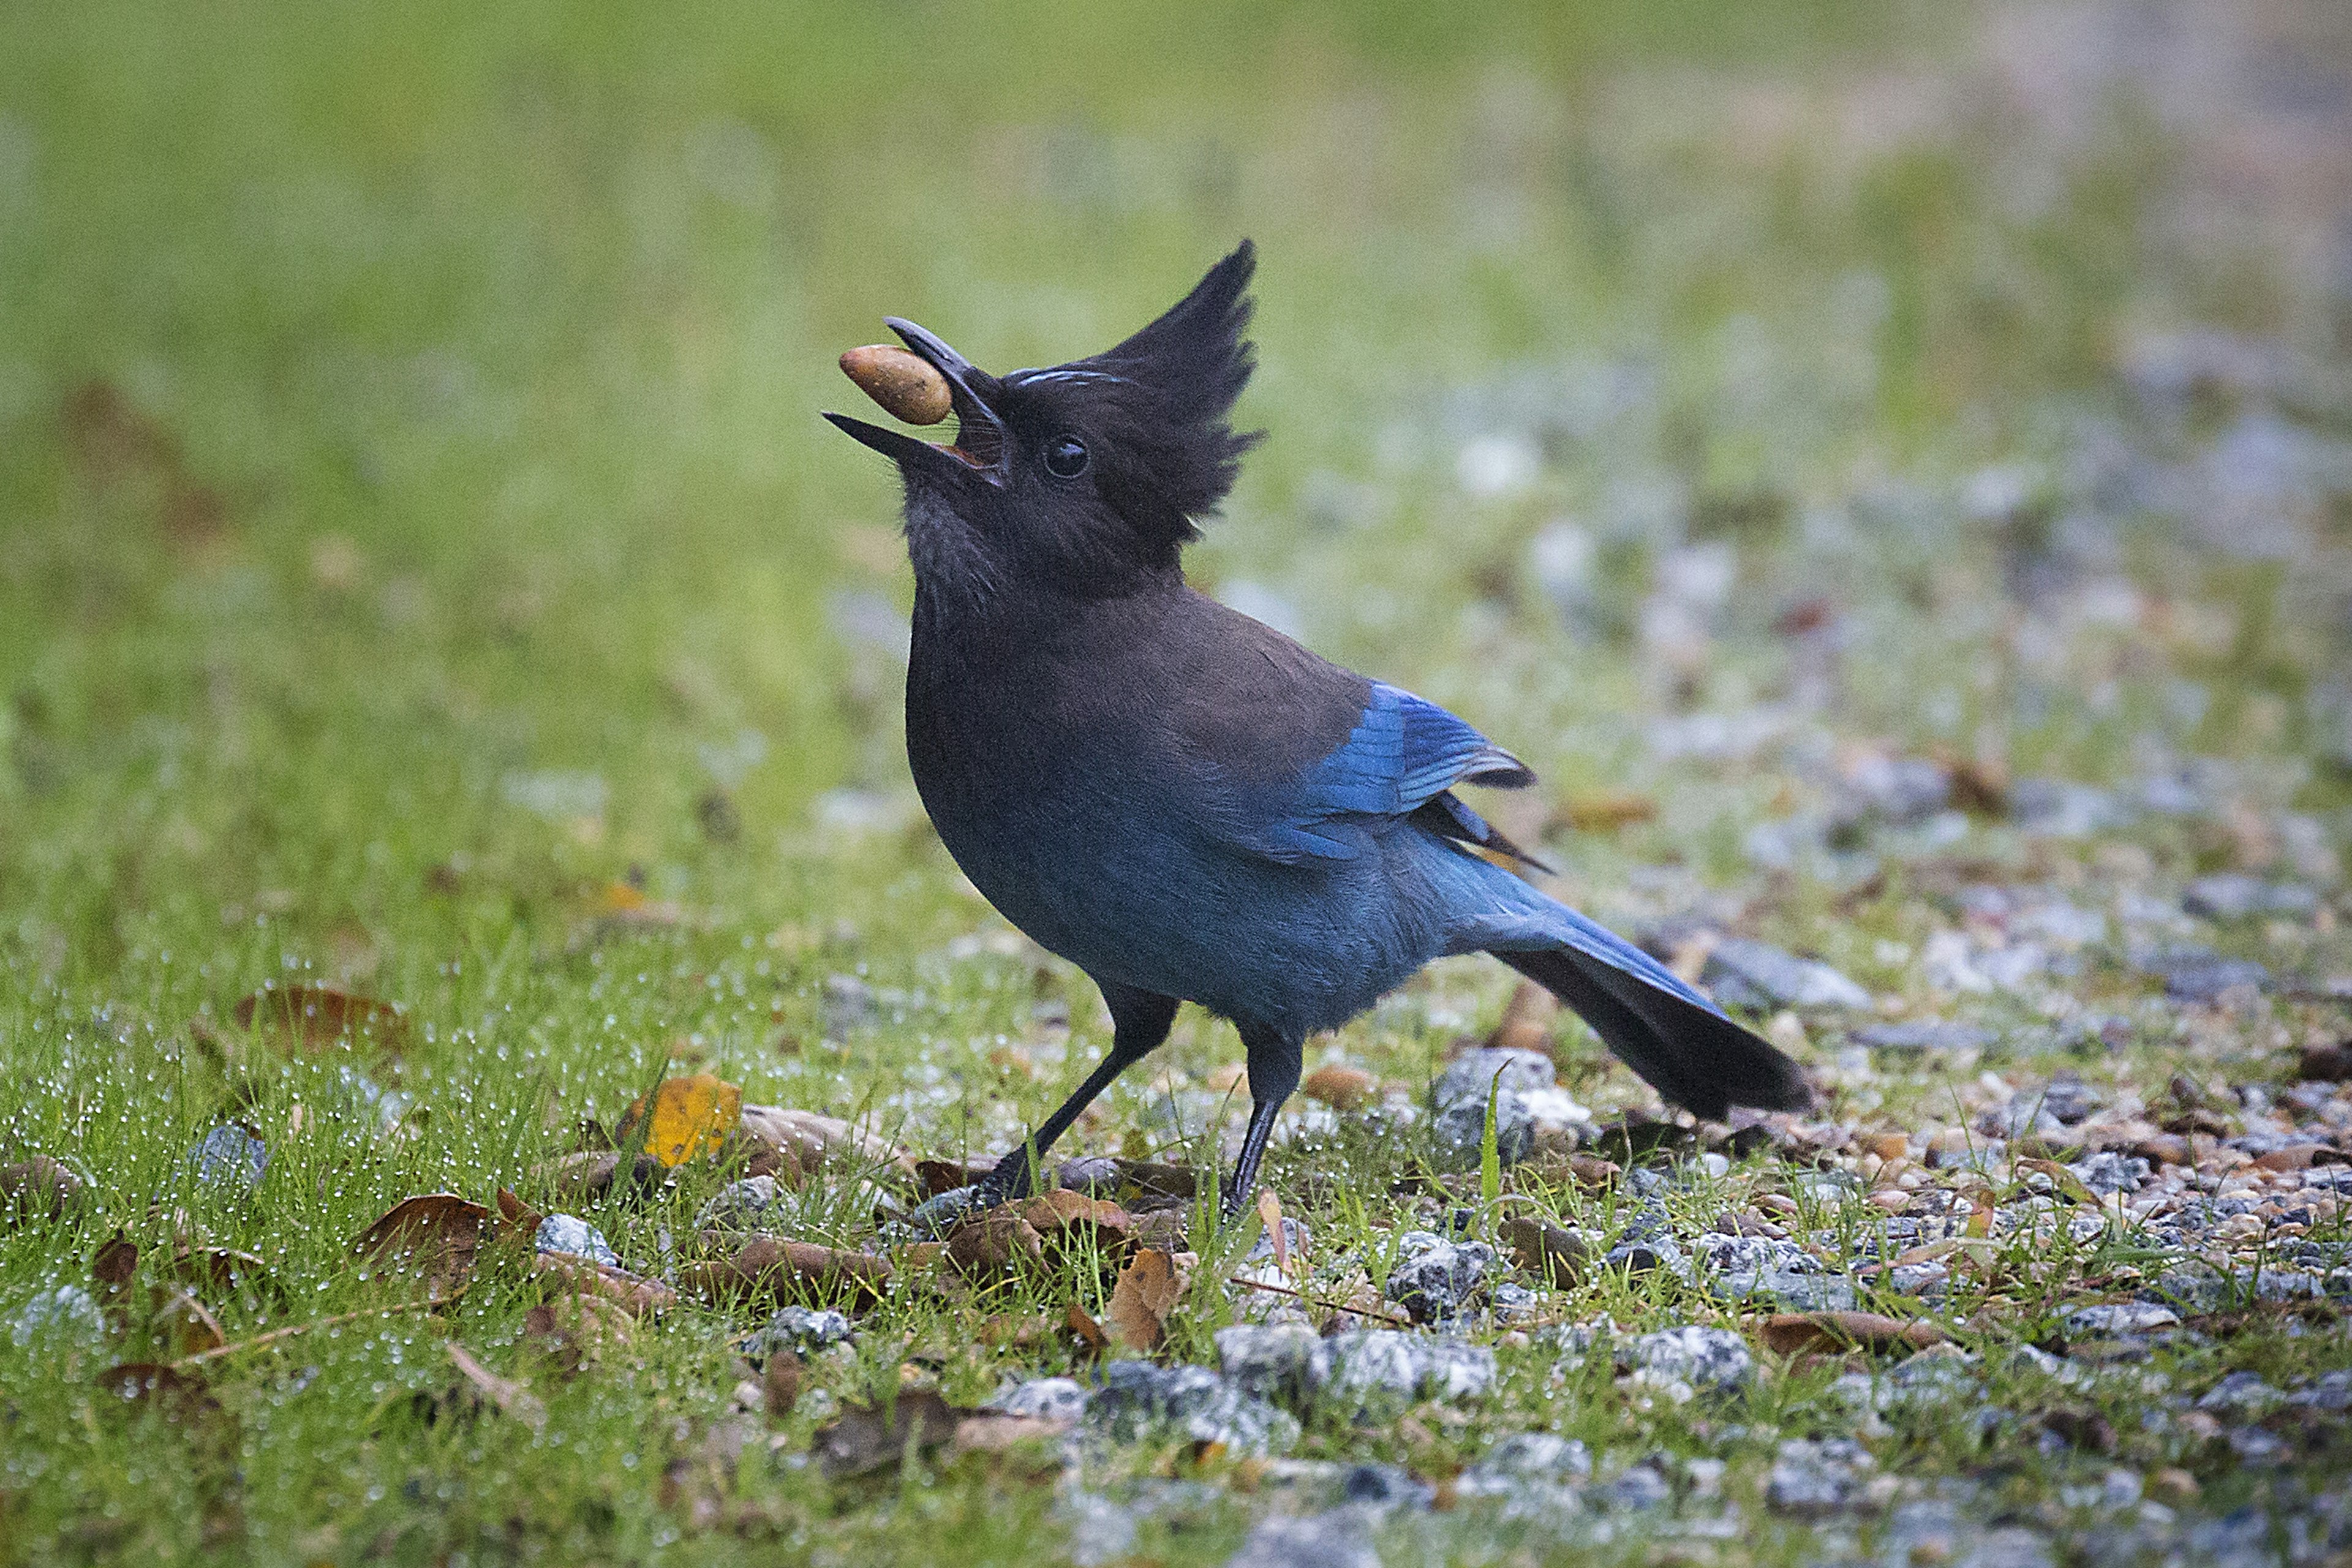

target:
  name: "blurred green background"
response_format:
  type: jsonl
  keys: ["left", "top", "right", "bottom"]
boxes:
{"left": 2, "top": 0, "right": 2348, "bottom": 990}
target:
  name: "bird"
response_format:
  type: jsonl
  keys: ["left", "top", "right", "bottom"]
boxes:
{"left": 826, "top": 241, "right": 1811, "bottom": 1219}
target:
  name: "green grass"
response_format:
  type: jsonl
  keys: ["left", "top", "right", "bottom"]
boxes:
{"left": 6, "top": 1, "right": 2352, "bottom": 1563}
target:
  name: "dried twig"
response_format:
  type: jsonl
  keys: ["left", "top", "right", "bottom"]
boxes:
{"left": 1224, "top": 1273, "right": 1414, "bottom": 1329}
{"left": 172, "top": 1297, "right": 454, "bottom": 1370}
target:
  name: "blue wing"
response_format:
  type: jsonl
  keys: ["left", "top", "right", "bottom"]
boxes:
{"left": 1226, "top": 683, "right": 1535, "bottom": 864}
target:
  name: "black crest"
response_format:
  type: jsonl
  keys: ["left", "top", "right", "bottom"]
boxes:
{"left": 1044, "top": 241, "right": 1261, "bottom": 551}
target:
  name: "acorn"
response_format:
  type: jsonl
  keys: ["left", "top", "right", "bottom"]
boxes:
{"left": 840, "top": 345, "right": 952, "bottom": 426}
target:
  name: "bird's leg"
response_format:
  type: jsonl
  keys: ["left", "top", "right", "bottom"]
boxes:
{"left": 1222, "top": 1020, "right": 1303, "bottom": 1219}
{"left": 973, "top": 984, "right": 1178, "bottom": 1205}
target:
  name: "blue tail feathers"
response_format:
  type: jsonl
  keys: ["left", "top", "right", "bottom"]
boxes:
{"left": 1447, "top": 862, "right": 1813, "bottom": 1121}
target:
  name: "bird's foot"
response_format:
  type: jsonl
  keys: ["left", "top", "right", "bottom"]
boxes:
{"left": 907, "top": 1150, "right": 1058, "bottom": 1237}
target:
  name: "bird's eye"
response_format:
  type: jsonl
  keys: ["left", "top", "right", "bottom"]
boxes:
{"left": 1044, "top": 435, "right": 1089, "bottom": 479}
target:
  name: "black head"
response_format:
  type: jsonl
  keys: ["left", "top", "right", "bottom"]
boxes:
{"left": 827, "top": 242, "right": 1261, "bottom": 596}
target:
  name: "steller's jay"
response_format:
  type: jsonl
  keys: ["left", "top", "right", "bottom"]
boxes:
{"left": 827, "top": 241, "right": 1810, "bottom": 1218}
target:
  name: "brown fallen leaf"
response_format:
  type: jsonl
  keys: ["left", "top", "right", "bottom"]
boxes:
{"left": 1755, "top": 1311, "right": 1947, "bottom": 1357}
{"left": 709, "top": 1128, "right": 801, "bottom": 1184}
{"left": 150, "top": 1288, "right": 228, "bottom": 1358}
{"left": 1099, "top": 1158, "right": 1197, "bottom": 1210}
{"left": 738, "top": 1104, "right": 904, "bottom": 1173}
{"left": 351, "top": 1194, "right": 493, "bottom": 1299}
{"left": 977, "top": 1313, "right": 1063, "bottom": 1349}
{"left": 521, "top": 1294, "right": 636, "bottom": 1376}
{"left": 1525, "top": 1152, "right": 1622, "bottom": 1189}
{"left": 447, "top": 1341, "right": 546, "bottom": 1429}
{"left": 2129, "top": 1133, "right": 2194, "bottom": 1167}
{"left": 2252, "top": 1144, "right": 2335, "bottom": 1173}
{"left": 946, "top": 1207, "right": 1044, "bottom": 1277}
{"left": 815, "top": 1390, "right": 977, "bottom": 1477}
{"left": 60, "top": 380, "right": 235, "bottom": 549}
{"left": 496, "top": 1187, "right": 545, "bottom": 1243}
{"left": 623, "top": 1074, "right": 743, "bottom": 1167}
{"left": 1486, "top": 981, "right": 1558, "bottom": 1054}
{"left": 1498, "top": 1216, "right": 1586, "bottom": 1286}
{"left": 682, "top": 1237, "right": 891, "bottom": 1307}
{"left": 537, "top": 1148, "right": 668, "bottom": 1207}
{"left": 2299, "top": 1042, "right": 2352, "bottom": 1082}
{"left": 763, "top": 1350, "right": 804, "bottom": 1419}
{"left": 1107, "top": 1247, "right": 1182, "bottom": 1352}
{"left": 160, "top": 1246, "right": 281, "bottom": 1310}
{"left": 94, "top": 1361, "right": 217, "bottom": 1418}
{"left": 1129, "top": 1208, "right": 1191, "bottom": 1252}
{"left": 234, "top": 984, "right": 409, "bottom": 1054}
{"left": 1065, "top": 1302, "right": 1109, "bottom": 1354}
{"left": 1300, "top": 1065, "right": 1378, "bottom": 1112}
{"left": 92, "top": 1233, "right": 140, "bottom": 1291}
{"left": 951, "top": 1414, "right": 1071, "bottom": 1455}
{"left": 532, "top": 1252, "right": 677, "bottom": 1317}
{"left": 1, "top": 1156, "right": 86, "bottom": 1223}
{"left": 914, "top": 1156, "right": 994, "bottom": 1197}
{"left": 1022, "top": 1190, "right": 1133, "bottom": 1258}
{"left": 1943, "top": 752, "right": 2010, "bottom": 815}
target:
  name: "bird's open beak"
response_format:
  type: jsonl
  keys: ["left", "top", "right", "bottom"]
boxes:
{"left": 824, "top": 317, "right": 1008, "bottom": 486}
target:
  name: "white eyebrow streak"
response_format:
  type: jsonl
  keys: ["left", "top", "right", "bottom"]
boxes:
{"left": 1009, "top": 368, "right": 1129, "bottom": 386}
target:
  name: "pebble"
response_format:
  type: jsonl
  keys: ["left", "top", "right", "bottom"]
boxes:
{"left": 1616, "top": 1325, "right": 1754, "bottom": 1394}
{"left": 1703, "top": 938, "right": 1873, "bottom": 1010}
{"left": 1321, "top": 1330, "right": 1496, "bottom": 1419}
{"left": 991, "top": 1376, "right": 1091, "bottom": 1422}
{"left": 821, "top": 973, "right": 877, "bottom": 1039}
{"left": 1338, "top": 1462, "right": 1433, "bottom": 1510}
{"left": 1886, "top": 1349, "right": 1979, "bottom": 1408}
{"left": 1841, "top": 754, "right": 1954, "bottom": 824}
{"left": 2285, "top": 1369, "right": 2352, "bottom": 1411}
{"left": 1088, "top": 1360, "right": 1298, "bottom": 1455}
{"left": 1057, "top": 1490, "right": 1136, "bottom": 1567}
{"left": 744, "top": 1304, "right": 856, "bottom": 1359}
{"left": 698, "top": 1175, "right": 785, "bottom": 1232}
{"left": 2010, "top": 779, "right": 2132, "bottom": 837}
{"left": 1215, "top": 1324, "right": 1329, "bottom": 1408}
{"left": 1430, "top": 1047, "right": 1578, "bottom": 1168}
{"left": 1765, "top": 1437, "right": 1876, "bottom": 1516}
{"left": 534, "top": 1213, "right": 619, "bottom": 1267}
{"left": 1603, "top": 1199, "right": 1694, "bottom": 1280}
{"left": 1697, "top": 1232, "right": 1853, "bottom": 1311}
{"left": 2131, "top": 945, "right": 2271, "bottom": 1002}
{"left": 1382, "top": 1231, "right": 1495, "bottom": 1322}
{"left": 2194, "top": 1370, "right": 2280, "bottom": 1415}
{"left": 2067, "top": 1152, "right": 2150, "bottom": 1194}
{"left": 1601, "top": 1463, "right": 1673, "bottom": 1510}
{"left": 188, "top": 1123, "right": 268, "bottom": 1190}
{"left": 2183, "top": 873, "right": 2318, "bottom": 921}
{"left": 2064, "top": 1302, "right": 2179, "bottom": 1336}
{"left": 1224, "top": 1511, "right": 1379, "bottom": 1568}
{"left": 1852, "top": 1020, "right": 1994, "bottom": 1052}
{"left": 1456, "top": 1431, "right": 1593, "bottom": 1499}
{"left": 1957, "top": 1525, "right": 2057, "bottom": 1568}
{"left": 1882, "top": 1499, "right": 1962, "bottom": 1564}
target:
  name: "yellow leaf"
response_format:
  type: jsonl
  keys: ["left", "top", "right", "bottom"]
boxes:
{"left": 642, "top": 1074, "right": 742, "bottom": 1166}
